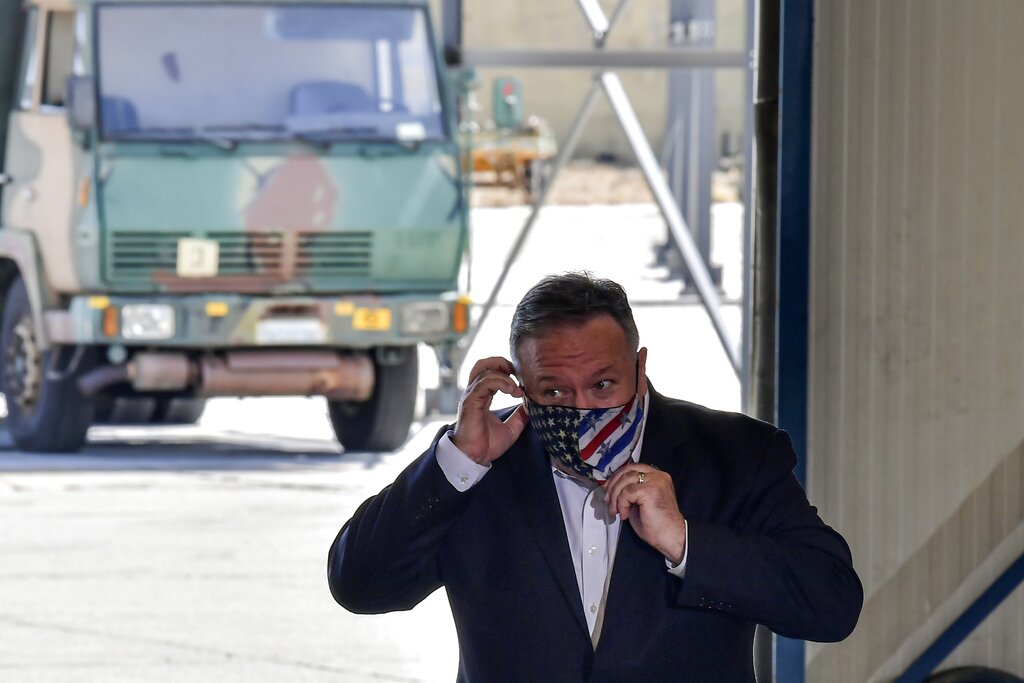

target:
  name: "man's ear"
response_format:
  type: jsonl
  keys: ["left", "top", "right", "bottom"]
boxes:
{"left": 637, "top": 346, "right": 649, "bottom": 397}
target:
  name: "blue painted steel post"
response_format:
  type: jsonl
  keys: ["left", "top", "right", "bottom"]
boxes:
{"left": 774, "top": 0, "right": 815, "bottom": 681}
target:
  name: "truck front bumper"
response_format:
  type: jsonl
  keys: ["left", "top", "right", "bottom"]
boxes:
{"left": 46, "top": 291, "right": 470, "bottom": 349}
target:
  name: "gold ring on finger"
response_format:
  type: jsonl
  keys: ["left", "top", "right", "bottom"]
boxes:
{"left": 637, "top": 471, "right": 646, "bottom": 485}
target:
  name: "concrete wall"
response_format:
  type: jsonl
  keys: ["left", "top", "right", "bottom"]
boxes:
{"left": 806, "top": 1, "right": 1024, "bottom": 680}
{"left": 440, "top": 0, "right": 747, "bottom": 160}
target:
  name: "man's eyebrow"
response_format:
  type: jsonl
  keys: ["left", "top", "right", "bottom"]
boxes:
{"left": 590, "top": 365, "right": 618, "bottom": 378}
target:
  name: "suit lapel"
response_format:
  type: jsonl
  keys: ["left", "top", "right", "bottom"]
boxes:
{"left": 508, "top": 427, "right": 591, "bottom": 638}
{"left": 599, "top": 389, "right": 692, "bottom": 642}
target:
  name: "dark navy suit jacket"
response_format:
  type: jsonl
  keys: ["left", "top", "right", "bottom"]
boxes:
{"left": 329, "top": 389, "right": 863, "bottom": 682}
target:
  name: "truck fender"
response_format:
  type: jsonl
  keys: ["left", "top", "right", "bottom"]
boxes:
{"left": 0, "top": 228, "right": 52, "bottom": 349}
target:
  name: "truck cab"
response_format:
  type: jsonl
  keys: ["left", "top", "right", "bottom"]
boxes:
{"left": 0, "top": 0, "right": 469, "bottom": 452}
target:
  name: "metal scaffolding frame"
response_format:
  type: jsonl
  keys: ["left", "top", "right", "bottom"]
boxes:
{"left": 435, "top": 0, "right": 748, "bottom": 410}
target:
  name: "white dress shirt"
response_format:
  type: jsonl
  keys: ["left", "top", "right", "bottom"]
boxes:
{"left": 435, "top": 392, "right": 688, "bottom": 645}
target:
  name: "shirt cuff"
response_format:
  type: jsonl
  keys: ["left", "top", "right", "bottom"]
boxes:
{"left": 435, "top": 431, "right": 491, "bottom": 492}
{"left": 665, "top": 519, "right": 689, "bottom": 579}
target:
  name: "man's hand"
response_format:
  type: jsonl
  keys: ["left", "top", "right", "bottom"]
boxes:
{"left": 604, "top": 464, "right": 687, "bottom": 565}
{"left": 452, "top": 357, "right": 529, "bottom": 465}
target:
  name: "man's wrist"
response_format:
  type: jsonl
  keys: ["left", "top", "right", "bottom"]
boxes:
{"left": 665, "top": 518, "right": 688, "bottom": 568}
{"left": 436, "top": 430, "right": 491, "bottom": 492}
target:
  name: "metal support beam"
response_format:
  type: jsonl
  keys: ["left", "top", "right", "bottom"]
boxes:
{"left": 663, "top": 0, "right": 721, "bottom": 291}
{"left": 774, "top": 0, "right": 815, "bottom": 680}
{"left": 602, "top": 72, "right": 739, "bottom": 374}
{"left": 460, "top": 48, "right": 748, "bottom": 70}
{"left": 895, "top": 550, "right": 1024, "bottom": 682}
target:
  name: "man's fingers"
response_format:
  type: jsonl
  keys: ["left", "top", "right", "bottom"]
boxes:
{"left": 604, "top": 465, "right": 666, "bottom": 517}
{"left": 463, "top": 373, "right": 522, "bottom": 407}
{"left": 618, "top": 495, "right": 636, "bottom": 520}
{"left": 603, "top": 466, "right": 638, "bottom": 514}
{"left": 466, "top": 356, "right": 517, "bottom": 385}
{"left": 608, "top": 483, "right": 641, "bottom": 518}
{"left": 503, "top": 403, "right": 530, "bottom": 439}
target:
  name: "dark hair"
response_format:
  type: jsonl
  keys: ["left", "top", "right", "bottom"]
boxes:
{"left": 509, "top": 271, "right": 639, "bottom": 365}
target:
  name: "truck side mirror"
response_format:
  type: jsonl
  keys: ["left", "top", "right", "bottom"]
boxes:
{"left": 65, "top": 76, "right": 97, "bottom": 131}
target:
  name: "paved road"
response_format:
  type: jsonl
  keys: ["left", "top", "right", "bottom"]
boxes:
{"left": 0, "top": 204, "right": 743, "bottom": 681}
{"left": 0, "top": 403, "right": 462, "bottom": 683}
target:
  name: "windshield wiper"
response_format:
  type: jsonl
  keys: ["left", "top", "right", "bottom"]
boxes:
{"left": 202, "top": 123, "right": 287, "bottom": 141}
{"left": 289, "top": 131, "right": 332, "bottom": 151}
{"left": 288, "top": 126, "right": 385, "bottom": 148}
{"left": 110, "top": 127, "right": 236, "bottom": 151}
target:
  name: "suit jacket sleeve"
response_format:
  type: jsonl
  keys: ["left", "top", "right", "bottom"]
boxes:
{"left": 327, "top": 423, "right": 469, "bottom": 614}
{"left": 675, "top": 428, "right": 863, "bottom": 642}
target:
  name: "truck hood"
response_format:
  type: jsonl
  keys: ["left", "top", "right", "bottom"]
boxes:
{"left": 96, "top": 148, "right": 465, "bottom": 291}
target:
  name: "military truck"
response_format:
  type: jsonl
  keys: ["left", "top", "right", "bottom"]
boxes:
{"left": 0, "top": 0, "right": 470, "bottom": 452}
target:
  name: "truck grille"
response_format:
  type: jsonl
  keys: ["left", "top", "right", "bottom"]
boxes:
{"left": 107, "top": 231, "right": 373, "bottom": 283}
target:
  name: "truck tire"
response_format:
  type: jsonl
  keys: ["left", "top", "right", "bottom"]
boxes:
{"left": 328, "top": 347, "right": 418, "bottom": 452}
{"left": 152, "top": 397, "right": 207, "bottom": 425}
{"left": 0, "top": 278, "right": 94, "bottom": 452}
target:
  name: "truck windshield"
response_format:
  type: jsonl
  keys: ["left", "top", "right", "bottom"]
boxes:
{"left": 95, "top": 4, "right": 446, "bottom": 144}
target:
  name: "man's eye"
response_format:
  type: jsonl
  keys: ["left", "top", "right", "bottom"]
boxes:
{"left": 594, "top": 380, "right": 611, "bottom": 390}
{"left": 543, "top": 388, "right": 563, "bottom": 397}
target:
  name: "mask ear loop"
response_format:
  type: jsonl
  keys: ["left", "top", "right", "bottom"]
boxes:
{"left": 514, "top": 374, "right": 533, "bottom": 411}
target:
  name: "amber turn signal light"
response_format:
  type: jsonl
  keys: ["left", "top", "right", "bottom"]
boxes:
{"left": 452, "top": 296, "right": 471, "bottom": 334}
{"left": 102, "top": 306, "right": 119, "bottom": 337}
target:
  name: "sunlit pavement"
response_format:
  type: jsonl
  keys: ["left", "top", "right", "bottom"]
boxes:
{"left": 0, "top": 203, "right": 743, "bottom": 682}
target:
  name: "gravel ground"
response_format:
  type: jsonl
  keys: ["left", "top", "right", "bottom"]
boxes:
{"left": 470, "top": 160, "right": 741, "bottom": 207}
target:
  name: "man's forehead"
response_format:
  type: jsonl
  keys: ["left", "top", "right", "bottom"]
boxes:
{"left": 518, "top": 315, "right": 629, "bottom": 347}
{"left": 520, "top": 335, "right": 630, "bottom": 374}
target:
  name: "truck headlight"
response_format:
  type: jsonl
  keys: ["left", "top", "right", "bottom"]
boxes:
{"left": 121, "top": 304, "right": 175, "bottom": 340}
{"left": 401, "top": 302, "right": 448, "bottom": 335}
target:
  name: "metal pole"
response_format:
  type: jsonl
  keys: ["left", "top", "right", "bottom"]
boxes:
{"left": 750, "top": 0, "right": 779, "bottom": 425}
{"left": 745, "top": 3, "right": 771, "bottom": 678}
{"left": 601, "top": 72, "right": 740, "bottom": 374}
{"left": 441, "top": 0, "right": 462, "bottom": 66}
{"left": 661, "top": 1, "right": 720, "bottom": 290}
{"left": 603, "top": 0, "right": 633, "bottom": 46}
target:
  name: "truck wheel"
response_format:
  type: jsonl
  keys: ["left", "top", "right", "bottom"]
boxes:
{"left": 0, "top": 279, "right": 94, "bottom": 452}
{"left": 328, "top": 347, "right": 418, "bottom": 452}
{"left": 152, "top": 398, "right": 207, "bottom": 425}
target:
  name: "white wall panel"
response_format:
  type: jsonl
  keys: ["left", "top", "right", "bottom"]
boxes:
{"left": 806, "top": 1, "right": 1024, "bottom": 679}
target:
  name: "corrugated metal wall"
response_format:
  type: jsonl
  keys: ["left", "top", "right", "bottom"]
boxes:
{"left": 806, "top": 1, "right": 1024, "bottom": 680}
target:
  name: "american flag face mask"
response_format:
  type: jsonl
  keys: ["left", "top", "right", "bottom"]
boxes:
{"left": 524, "top": 394, "right": 645, "bottom": 485}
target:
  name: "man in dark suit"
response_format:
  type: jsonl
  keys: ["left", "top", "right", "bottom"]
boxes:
{"left": 329, "top": 272, "right": 862, "bottom": 682}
